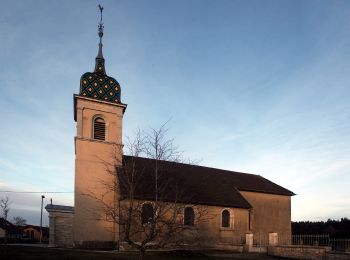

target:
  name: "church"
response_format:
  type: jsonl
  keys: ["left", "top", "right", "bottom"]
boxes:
{"left": 46, "top": 8, "right": 294, "bottom": 250}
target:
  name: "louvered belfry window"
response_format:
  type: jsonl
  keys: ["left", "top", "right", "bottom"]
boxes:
{"left": 93, "top": 117, "right": 106, "bottom": 141}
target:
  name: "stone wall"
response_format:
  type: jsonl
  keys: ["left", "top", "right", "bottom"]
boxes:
{"left": 326, "top": 252, "right": 350, "bottom": 260}
{"left": 268, "top": 245, "right": 330, "bottom": 260}
{"left": 74, "top": 96, "right": 123, "bottom": 245}
{"left": 240, "top": 191, "right": 292, "bottom": 239}
{"left": 46, "top": 206, "right": 74, "bottom": 247}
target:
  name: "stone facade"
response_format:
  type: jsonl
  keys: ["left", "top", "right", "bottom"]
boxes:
{"left": 46, "top": 205, "right": 74, "bottom": 247}
{"left": 117, "top": 199, "right": 250, "bottom": 249}
{"left": 240, "top": 191, "right": 292, "bottom": 239}
{"left": 73, "top": 96, "right": 126, "bottom": 246}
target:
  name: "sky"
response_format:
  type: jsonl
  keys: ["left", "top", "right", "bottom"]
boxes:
{"left": 0, "top": 0, "right": 349, "bottom": 226}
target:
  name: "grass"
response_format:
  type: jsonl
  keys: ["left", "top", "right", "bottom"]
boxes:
{"left": 0, "top": 245, "right": 282, "bottom": 260}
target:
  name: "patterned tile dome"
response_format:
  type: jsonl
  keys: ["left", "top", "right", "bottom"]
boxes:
{"left": 80, "top": 58, "right": 121, "bottom": 103}
{"left": 79, "top": 11, "right": 121, "bottom": 104}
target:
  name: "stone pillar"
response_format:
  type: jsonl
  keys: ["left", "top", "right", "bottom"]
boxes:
{"left": 244, "top": 233, "right": 253, "bottom": 252}
{"left": 269, "top": 232, "right": 278, "bottom": 246}
{"left": 46, "top": 204, "right": 74, "bottom": 247}
{"left": 48, "top": 215, "right": 56, "bottom": 247}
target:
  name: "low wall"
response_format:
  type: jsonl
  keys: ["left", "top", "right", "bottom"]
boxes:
{"left": 120, "top": 241, "right": 243, "bottom": 253}
{"left": 326, "top": 252, "right": 350, "bottom": 260}
{"left": 214, "top": 243, "right": 243, "bottom": 252}
{"left": 268, "top": 245, "right": 331, "bottom": 260}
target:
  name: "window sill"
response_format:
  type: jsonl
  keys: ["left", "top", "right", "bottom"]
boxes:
{"left": 220, "top": 227, "right": 234, "bottom": 231}
{"left": 182, "top": 225, "right": 197, "bottom": 230}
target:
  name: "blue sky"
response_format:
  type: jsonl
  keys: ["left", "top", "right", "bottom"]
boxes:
{"left": 0, "top": 0, "right": 349, "bottom": 226}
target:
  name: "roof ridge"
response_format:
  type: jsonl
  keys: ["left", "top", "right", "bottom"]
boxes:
{"left": 123, "top": 154, "right": 261, "bottom": 177}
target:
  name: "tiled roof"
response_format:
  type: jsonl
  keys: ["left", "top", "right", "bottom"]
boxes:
{"left": 0, "top": 217, "right": 13, "bottom": 230}
{"left": 79, "top": 69, "right": 121, "bottom": 103}
{"left": 119, "top": 156, "right": 294, "bottom": 209}
{"left": 0, "top": 218, "right": 21, "bottom": 234}
{"left": 24, "top": 225, "right": 49, "bottom": 236}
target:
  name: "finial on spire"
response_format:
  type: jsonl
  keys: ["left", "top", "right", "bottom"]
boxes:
{"left": 96, "top": 4, "right": 104, "bottom": 59}
{"left": 98, "top": 4, "right": 104, "bottom": 38}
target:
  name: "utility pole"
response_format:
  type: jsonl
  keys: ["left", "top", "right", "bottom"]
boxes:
{"left": 40, "top": 195, "right": 45, "bottom": 243}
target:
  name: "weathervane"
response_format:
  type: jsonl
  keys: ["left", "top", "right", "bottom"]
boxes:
{"left": 98, "top": 4, "right": 104, "bottom": 39}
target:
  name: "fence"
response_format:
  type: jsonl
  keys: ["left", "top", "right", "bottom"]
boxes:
{"left": 253, "top": 232, "right": 269, "bottom": 247}
{"left": 214, "top": 233, "right": 350, "bottom": 253}
{"left": 281, "top": 234, "right": 350, "bottom": 252}
{"left": 240, "top": 233, "right": 350, "bottom": 252}
{"left": 291, "top": 234, "right": 330, "bottom": 247}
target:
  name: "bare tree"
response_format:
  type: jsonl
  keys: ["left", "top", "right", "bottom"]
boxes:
{"left": 0, "top": 196, "right": 11, "bottom": 244}
{"left": 88, "top": 124, "right": 208, "bottom": 260}
{"left": 13, "top": 216, "right": 27, "bottom": 226}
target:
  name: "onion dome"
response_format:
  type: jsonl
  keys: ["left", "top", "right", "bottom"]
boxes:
{"left": 79, "top": 5, "right": 121, "bottom": 103}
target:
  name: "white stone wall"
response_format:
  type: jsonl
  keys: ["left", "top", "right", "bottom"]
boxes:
{"left": 48, "top": 210, "right": 74, "bottom": 247}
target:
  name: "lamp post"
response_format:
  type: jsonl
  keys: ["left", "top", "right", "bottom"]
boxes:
{"left": 40, "top": 195, "right": 45, "bottom": 243}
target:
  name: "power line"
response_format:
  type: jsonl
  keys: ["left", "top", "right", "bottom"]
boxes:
{"left": 0, "top": 191, "right": 73, "bottom": 194}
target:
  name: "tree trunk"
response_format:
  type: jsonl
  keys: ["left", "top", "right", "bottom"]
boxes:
{"left": 4, "top": 228, "right": 8, "bottom": 245}
{"left": 139, "top": 249, "right": 145, "bottom": 260}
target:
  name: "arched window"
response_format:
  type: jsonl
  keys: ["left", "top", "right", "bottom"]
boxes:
{"left": 184, "top": 207, "right": 195, "bottom": 226}
{"left": 141, "top": 203, "right": 154, "bottom": 224}
{"left": 221, "top": 209, "right": 230, "bottom": 228}
{"left": 93, "top": 117, "right": 106, "bottom": 141}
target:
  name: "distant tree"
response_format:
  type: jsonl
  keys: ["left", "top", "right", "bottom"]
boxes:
{"left": 292, "top": 219, "right": 350, "bottom": 238}
{"left": 0, "top": 196, "right": 11, "bottom": 244}
{"left": 13, "top": 216, "right": 27, "bottom": 226}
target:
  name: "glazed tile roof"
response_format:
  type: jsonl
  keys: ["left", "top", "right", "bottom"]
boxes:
{"left": 119, "top": 156, "right": 295, "bottom": 209}
{"left": 79, "top": 58, "right": 121, "bottom": 103}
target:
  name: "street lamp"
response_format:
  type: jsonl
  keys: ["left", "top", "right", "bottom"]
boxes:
{"left": 40, "top": 195, "right": 45, "bottom": 243}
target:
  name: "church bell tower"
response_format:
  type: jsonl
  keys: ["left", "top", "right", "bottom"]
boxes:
{"left": 73, "top": 5, "right": 127, "bottom": 247}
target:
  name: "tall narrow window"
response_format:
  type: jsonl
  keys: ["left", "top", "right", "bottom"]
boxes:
{"left": 221, "top": 209, "right": 230, "bottom": 228}
{"left": 184, "top": 207, "right": 195, "bottom": 226}
{"left": 93, "top": 117, "right": 105, "bottom": 141}
{"left": 141, "top": 203, "right": 154, "bottom": 224}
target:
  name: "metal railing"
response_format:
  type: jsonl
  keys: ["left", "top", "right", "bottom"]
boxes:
{"left": 279, "top": 234, "right": 350, "bottom": 252}
{"left": 215, "top": 233, "right": 350, "bottom": 252}
{"left": 253, "top": 232, "right": 269, "bottom": 247}
{"left": 291, "top": 234, "right": 330, "bottom": 247}
{"left": 329, "top": 238, "right": 350, "bottom": 252}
